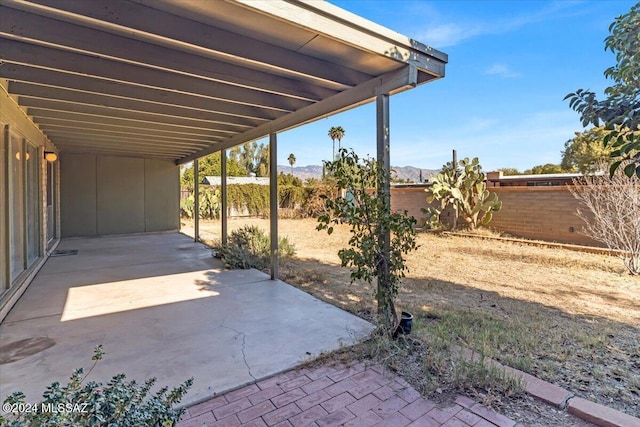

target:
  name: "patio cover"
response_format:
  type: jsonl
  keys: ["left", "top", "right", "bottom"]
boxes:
{"left": 0, "top": 0, "right": 448, "bottom": 162}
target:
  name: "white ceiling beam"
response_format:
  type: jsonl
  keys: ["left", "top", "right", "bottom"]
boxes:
{"left": 7, "top": 0, "right": 370, "bottom": 89}
{"left": 52, "top": 136, "right": 192, "bottom": 152}
{"left": 0, "top": 39, "right": 308, "bottom": 112}
{"left": 0, "top": 6, "right": 339, "bottom": 102}
{"left": 10, "top": 82, "right": 260, "bottom": 128}
{"left": 178, "top": 65, "right": 419, "bottom": 164}
{"left": 0, "top": 64, "right": 282, "bottom": 121}
{"left": 45, "top": 131, "right": 208, "bottom": 153}
{"left": 27, "top": 109, "right": 232, "bottom": 138}
{"left": 39, "top": 124, "right": 213, "bottom": 147}
{"left": 55, "top": 141, "right": 190, "bottom": 157}
{"left": 35, "top": 119, "right": 216, "bottom": 144}
{"left": 59, "top": 146, "right": 183, "bottom": 160}
{"left": 19, "top": 99, "right": 242, "bottom": 134}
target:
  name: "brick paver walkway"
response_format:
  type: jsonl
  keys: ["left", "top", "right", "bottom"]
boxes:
{"left": 178, "top": 362, "right": 518, "bottom": 427}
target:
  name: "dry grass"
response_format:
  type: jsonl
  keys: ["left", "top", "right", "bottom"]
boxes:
{"left": 183, "top": 218, "right": 640, "bottom": 419}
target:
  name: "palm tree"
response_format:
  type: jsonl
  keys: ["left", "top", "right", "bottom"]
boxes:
{"left": 287, "top": 153, "right": 296, "bottom": 174}
{"left": 328, "top": 126, "right": 345, "bottom": 160}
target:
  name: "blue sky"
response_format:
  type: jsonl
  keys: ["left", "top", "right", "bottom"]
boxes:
{"left": 268, "top": 0, "right": 635, "bottom": 172}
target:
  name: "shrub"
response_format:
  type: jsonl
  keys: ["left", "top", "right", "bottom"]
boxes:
{"left": 0, "top": 346, "right": 192, "bottom": 427}
{"left": 317, "top": 149, "right": 417, "bottom": 333}
{"left": 182, "top": 180, "right": 341, "bottom": 219}
{"left": 277, "top": 173, "right": 303, "bottom": 187}
{"left": 302, "top": 179, "right": 338, "bottom": 217}
{"left": 218, "top": 225, "right": 295, "bottom": 270}
{"left": 227, "top": 184, "right": 270, "bottom": 217}
{"left": 279, "top": 185, "right": 306, "bottom": 210}
{"left": 570, "top": 169, "right": 640, "bottom": 275}
{"left": 225, "top": 184, "right": 305, "bottom": 216}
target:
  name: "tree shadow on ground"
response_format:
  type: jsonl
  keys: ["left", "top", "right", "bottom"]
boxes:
{"left": 273, "top": 255, "right": 640, "bottom": 418}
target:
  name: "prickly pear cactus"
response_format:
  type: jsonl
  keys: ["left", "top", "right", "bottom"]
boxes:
{"left": 424, "top": 157, "right": 501, "bottom": 230}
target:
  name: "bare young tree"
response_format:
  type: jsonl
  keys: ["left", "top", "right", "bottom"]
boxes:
{"left": 570, "top": 169, "right": 640, "bottom": 275}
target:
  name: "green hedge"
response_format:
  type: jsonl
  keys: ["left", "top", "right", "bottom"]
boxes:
{"left": 181, "top": 183, "right": 331, "bottom": 218}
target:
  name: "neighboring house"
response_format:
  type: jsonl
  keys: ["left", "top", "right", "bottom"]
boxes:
{"left": 486, "top": 171, "right": 585, "bottom": 187}
{"left": 202, "top": 176, "right": 270, "bottom": 186}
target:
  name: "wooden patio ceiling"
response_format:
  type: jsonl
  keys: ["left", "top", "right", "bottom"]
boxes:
{"left": 0, "top": 0, "right": 448, "bottom": 163}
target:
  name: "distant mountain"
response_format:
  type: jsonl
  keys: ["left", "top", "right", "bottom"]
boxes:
{"left": 278, "top": 164, "right": 439, "bottom": 183}
{"left": 277, "top": 164, "right": 324, "bottom": 180}
{"left": 391, "top": 166, "right": 440, "bottom": 183}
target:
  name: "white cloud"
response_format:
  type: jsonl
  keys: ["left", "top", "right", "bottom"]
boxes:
{"left": 485, "top": 63, "right": 521, "bottom": 78}
{"left": 419, "top": 23, "right": 487, "bottom": 48}
{"left": 415, "top": 1, "right": 584, "bottom": 48}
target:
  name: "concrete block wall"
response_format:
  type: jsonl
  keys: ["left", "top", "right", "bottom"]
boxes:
{"left": 389, "top": 185, "right": 601, "bottom": 247}
{"left": 390, "top": 186, "right": 455, "bottom": 228}
{"left": 390, "top": 187, "right": 432, "bottom": 223}
{"left": 490, "top": 187, "right": 600, "bottom": 246}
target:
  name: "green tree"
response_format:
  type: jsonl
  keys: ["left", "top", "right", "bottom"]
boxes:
{"left": 317, "top": 149, "right": 417, "bottom": 332}
{"left": 227, "top": 141, "right": 270, "bottom": 177}
{"left": 240, "top": 141, "right": 258, "bottom": 175}
{"left": 561, "top": 127, "right": 613, "bottom": 173}
{"left": 497, "top": 168, "right": 521, "bottom": 176}
{"left": 565, "top": 3, "right": 640, "bottom": 177}
{"left": 523, "top": 163, "right": 565, "bottom": 175}
{"left": 180, "top": 152, "right": 247, "bottom": 189}
{"left": 287, "top": 153, "right": 296, "bottom": 174}
{"left": 328, "top": 126, "right": 345, "bottom": 160}
{"left": 277, "top": 172, "right": 302, "bottom": 187}
{"left": 255, "top": 144, "right": 269, "bottom": 177}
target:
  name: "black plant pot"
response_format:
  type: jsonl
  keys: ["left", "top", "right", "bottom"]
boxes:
{"left": 394, "top": 311, "right": 414, "bottom": 337}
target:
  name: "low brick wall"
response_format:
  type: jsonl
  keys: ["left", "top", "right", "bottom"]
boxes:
{"left": 490, "top": 186, "right": 599, "bottom": 246}
{"left": 390, "top": 185, "right": 601, "bottom": 247}
{"left": 390, "top": 187, "right": 433, "bottom": 221}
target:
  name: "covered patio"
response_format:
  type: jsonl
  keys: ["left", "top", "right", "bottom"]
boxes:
{"left": 0, "top": 0, "right": 447, "bottom": 412}
{"left": 1, "top": 0, "right": 447, "bottom": 312}
{"left": 0, "top": 232, "right": 373, "bottom": 406}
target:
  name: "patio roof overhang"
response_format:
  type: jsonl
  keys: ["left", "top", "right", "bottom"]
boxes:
{"left": 0, "top": 0, "right": 447, "bottom": 164}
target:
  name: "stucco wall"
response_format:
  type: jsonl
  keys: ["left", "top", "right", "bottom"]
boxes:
{"left": 390, "top": 185, "right": 601, "bottom": 247}
{"left": 61, "top": 154, "right": 97, "bottom": 236}
{"left": 60, "top": 153, "right": 179, "bottom": 237}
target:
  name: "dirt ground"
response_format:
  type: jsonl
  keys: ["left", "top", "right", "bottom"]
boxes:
{"left": 182, "top": 217, "right": 640, "bottom": 421}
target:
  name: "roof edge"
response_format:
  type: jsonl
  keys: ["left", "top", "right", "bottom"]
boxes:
{"left": 231, "top": 0, "right": 448, "bottom": 71}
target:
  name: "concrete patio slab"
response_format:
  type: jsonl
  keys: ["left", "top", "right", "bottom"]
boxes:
{"left": 0, "top": 233, "right": 374, "bottom": 407}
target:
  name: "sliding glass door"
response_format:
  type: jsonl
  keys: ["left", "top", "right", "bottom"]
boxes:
{"left": 8, "top": 134, "right": 25, "bottom": 282}
{"left": 26, "top": 143, "right": 40, "bottom": 264}
{"left": 4, "top": 132, "right": 41, "bottom": 288}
